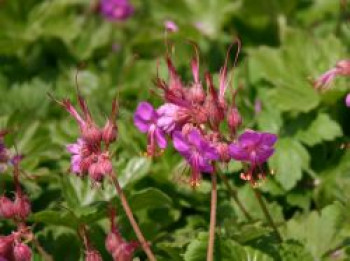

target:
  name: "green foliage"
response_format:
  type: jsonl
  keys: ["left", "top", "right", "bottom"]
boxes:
{"left": 0, "top": 0, "right": 349, "bottom": 260}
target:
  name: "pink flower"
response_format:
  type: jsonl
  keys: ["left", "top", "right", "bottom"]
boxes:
{"left": 172, "top": 129, "right": 219, "bottom": 187}
{"left": 346, "top": 93, "right": 350, "bottom": 107}
{"left": 100, "top": 0, "right": 134, "bottom": 21}
{"left": 229, "top": 130, "right": 277, "bottom": 184}
{"left": 157, "top": 103, "right": 181, "bottom": 134}
{"left": 66, "top": 139, "right": 88, "bottom": 174}
{"left": 134, "top": 102, "right": 167, "bottom": 156}
{"left": 314, "top": 59, "right": 350, "bottom": 90}
{"left": 164, "top": 20, "right": 178, "bottom": 32}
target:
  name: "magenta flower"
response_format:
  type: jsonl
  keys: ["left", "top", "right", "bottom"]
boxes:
{"left": 229, "top": 130, "right": 277, "bottom": 165}
{"left": 134, "top": 102, "right": 167, "bottom": 156}
{"left": 314, "top": 59, "right": 350, "bottom": 90}
{"left": 164, "top": 20, "right": 178, "bottom": 32}
{"left": 100, "top": 0, "right": 134, "bottom": 21}
{"left": 314, "top": 68, "right": 338, "bottom": 90}
{"left": 229, "top": 130, "right": 277, "bottom": 183}
{"left": 172, "top": 129, "right": 219, "bottom": 186}
{"left": 346, "top": 93, "right": 350, "bottom": 107}
{"left": 157, "top": 103, "right": 181, "bottom": 134}
{"left": 66, "top": 139, "right": 86, "bottom": 174}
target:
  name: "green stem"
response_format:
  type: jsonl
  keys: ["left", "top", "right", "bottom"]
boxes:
{"left": 219, "top": 173, "right": 253, "bottom": 221}
{"left": 252, "top": 187, "right": 282, "bottom": 242}
{"left": 110, "top": 172, "right": 156, "bottom": 261}
{"left": 207, "top": 173, "right": 217, "bottom": 261}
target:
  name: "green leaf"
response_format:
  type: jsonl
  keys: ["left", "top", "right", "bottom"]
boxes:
{"left": 118, "top": 157, "right": 151, "bottom": 187}
{"left": 184, "top": 232, "right": 274, "bottom": 261}
{"left": 129, "top": 187, "right": 173, "bottom": 211}
{"left": 269, "top": 138, "right": 310, "bottom": 190}
{"left": 284, "top": 203, "right": 344, "bottom": 259}
{"left": 296, "top": 113, "right": 342, "bottom": 146}
{"left": 31, "top": 210, "right": 78, "bottom": 228}
{"left": 279, "top": 240, "right": 313, "bottom": 261}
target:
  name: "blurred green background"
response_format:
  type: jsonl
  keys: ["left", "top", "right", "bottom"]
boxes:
{"left": 1, "top": 0, "right": 350, "bottom": 260}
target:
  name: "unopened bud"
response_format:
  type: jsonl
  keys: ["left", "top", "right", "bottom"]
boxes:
{"left": 0, "top": 235, "right": 14, "bottom": 257}
{"left": 336, "top": 59, "right": 350, "bottom": 75}
{"left": 13, "top": 242, "right": 32, "bottom": 261}
{"left": 85, "top": 250, "right": 103, "bottom": 261}
{"left": 105, "top": 229, "right": 123, "bottom": 253}
{"left": 82, "top": 124, "right": 102, "bottom": 144}
{"left": 227, "top": 107, "right": 242, "bottom": 135}
{"left": 188, "top": 83, "right": 205, "bottom": 104}
{"left": 88, "top": 163, "right": 105, "bottom": 182}
{"left": 13, "top": 194, "right": 31, "bottom": 220}
{"left": 102, "top": 120, "right": 118, "bottom": 145}
{"left": 0, "top": 196, "right": 14, "bottom": 219}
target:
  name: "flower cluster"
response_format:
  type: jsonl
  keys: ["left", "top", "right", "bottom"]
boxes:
{"left": 105, "top": 209, "right": 139, "bottom": 261}
{"left": 0, "top": 227, "right": 32, "bottom": 261}
{"left": 134, "top": 44, "right": 277, "bottom": 186}
{"left": 313, "top": 59, "right": 350, "bottom": 107}
{"left": 0, "top": 150, "right": 32, "bottom": 261}
{"left": 63, "top": 96, "right": 118, "bottom": 184}
{"left": 100, "top": 0, "right": 134, "bottom": 21}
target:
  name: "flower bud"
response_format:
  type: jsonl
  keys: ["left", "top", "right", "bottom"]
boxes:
{"left": 105, "top": 229, "right": 123, "bottom": 253}
{"left": 102, "top": 119, "right": 118, "bottom": 145}
{"left": 85, "top": 250, "right": 103, "bottom": 261}
{"left": 13, "top": 242, "right": 32, "bottom": 261}
{"left": 88, "top": 163, "right": 105, "bottom": 182}
{"left": 112, "top": 241, "right": 139, "bottom": 261}
{"left": 13, "top": 194, "right": 31, "bottom": 220}
{"left": 227, "top": 107, "right": 242, "bottom": 135}
{"left": 216, "top": 142, "right": 230, "bottom": 163}
{"left": 82, "top": 124, "right": 102, "bottom": 144}
{"left": 0, "top": 235, "right": 14, "bottom": 258}
{"left": 188, "top": 83, "right": 205, "bottom": 104}
{"left": 0, "top": 196, "right": 14, "bottom": 219}
{"left": 336, "top": 59, "right": 350, "bottom": 75}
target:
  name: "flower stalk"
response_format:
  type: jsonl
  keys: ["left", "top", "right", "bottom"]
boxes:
{"left": 252, "top": 187, "right": 282, "bottom": 242}
{"left": 109, "top": 171, "right": 156, "bottom": 261}
{"left": 207, "top": 172, "right": 217, "bottom": 261}
{"left": 218, "top": 173, "right": 252, "bottom": 221}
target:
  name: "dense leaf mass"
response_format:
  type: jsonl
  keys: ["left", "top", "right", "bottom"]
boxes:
{"left": 0, "top": 0, "right": 349, "bottom": 260}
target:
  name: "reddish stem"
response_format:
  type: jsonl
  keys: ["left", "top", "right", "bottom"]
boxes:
{"left": 110, "top": 172, "right": 156, "bottom": 261}
{"left": 207, "top": 173, "right": 217, "bottom": 261}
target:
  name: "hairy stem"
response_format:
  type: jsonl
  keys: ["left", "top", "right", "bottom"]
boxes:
{"left": 219, "top": 173, "right": 253, "bottom": 221}
{"left": 110, "top": 172, "right": 156, "bottom": 261}
{"left": 252, "top": 187, "right": 282, "bottom": 242}
{"left": 207, "top": 173, "right": 217, "bottom": 261}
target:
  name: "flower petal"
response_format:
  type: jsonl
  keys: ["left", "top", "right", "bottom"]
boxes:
{"left": 155, "top": 128, "right": 167, "bottom": 149}
{"left": 172, "top": 131, "right": 190, "bottom": 154}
